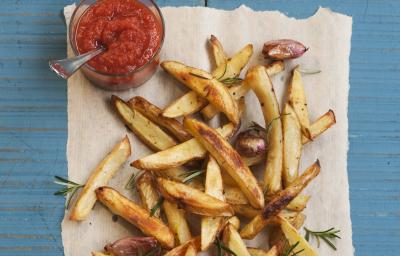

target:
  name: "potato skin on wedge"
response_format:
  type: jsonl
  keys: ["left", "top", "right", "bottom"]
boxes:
{"left": 95, "top": 186, "right": 175, "bottom": 249}
{"left": 183, "top": 117, "right": 264, "bottom": 209}
{"left": 156, "top": 177, "right": 234, "bottom": 217}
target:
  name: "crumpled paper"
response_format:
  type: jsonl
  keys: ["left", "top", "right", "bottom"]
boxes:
{"left": 62, "top": 4, "right": 353, "bottom": 255}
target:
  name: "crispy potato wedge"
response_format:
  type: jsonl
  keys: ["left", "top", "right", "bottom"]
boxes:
{"left": 246, "top": 65, "right": 283, "bottom": 195}
{"left": 288, "top": 67, "right": 312, "bottom": 139}
{"left": 164, "top": 237, "right": 200, "bottom": 256}
{"left": 163, "top": 91, "right": 208, "bottom": 118}
{"left": 209, "top": 35, "right": 227, "bottom": 68}
{"left": 302, "top": 109, "right": 336, "bottom": 144}
{"left": 163, "top": 200, "right": 192, "bottom": 245}
{"left": 70, "top": 136, "right": 131, "bottom": 221}
{"left": 184, "top": 244, "right": 197, "bottom": 256}
{"left": 184, "top": 118, "right": 264, "bottom": 209}
{"left": 224, "top": 185, "right": 249, "bottom": 205}
{"left": 201, "top": 61, "right": 285, "bottom": 120}
{"left": 156, "top": 177, "right": 233, "bottom": 217}
{"left": 201, "top": 157, "right": 225, "bottom": 250}
{"left": 161, "top": 61, "right": 239, "bottom": 124}
{"left": 95, "top": 186, "right": 174, "bottom": 249}
{"left": 282, "top": 104, "right": 302, "bottom": 187}
{"left": 156, "top": 167, "right": 204, "bottom": 190}
{"left": 227, "top": 216, "right": 241, "bottom": 230}
{"left": 131, "top": 123, "right": 235, "bottom": 171}
{"left": 240, "top": 160, "right": 320, "bottom": 239}
{"left": 243, "top": 154, "right": 265, "bottom": 167}
{"left": 223, "top": 224, "right": 251, "bottom": 256}
{"left": 232, "top": 204, "right": 260, "bottom": 218}
{"left": 128, "top": 96, "right": 191, "bottom": 142}
{"left": 136, "top": 172, "right": 161, "bottom": 218}
{"left": 279, "top": 215, "right": 318, "bottom": 255}
{"left": 248, "top": 246, "right": 278, "bottom": 256}
{"left": 286, "top": 194, "right": 310, "bottom": 212}
{"left": 112, "top": 95, "right": 177, "bottom": 151}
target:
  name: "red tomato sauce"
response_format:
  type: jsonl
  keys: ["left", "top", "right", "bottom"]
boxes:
{"left": 75, "top": 0, "right": 162, "bottom": 74}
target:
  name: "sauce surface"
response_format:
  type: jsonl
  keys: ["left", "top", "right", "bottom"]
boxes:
{"left": 75, "top": 0, "right": 162, "bottom": 74}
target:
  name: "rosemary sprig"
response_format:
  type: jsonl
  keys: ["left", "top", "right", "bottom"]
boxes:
{"left": 214, "top": 237, "right": 237, "bottom": 256}
{"left": 189, "top": 72, "right": 210, "bottom": 80}
{"left": 283, "top": 241, "right": 304, "bottom": 256}
{"left": 215, "top": 61, "right": 228, "bottom": 80}
{"left": 179, "top": 169, "right": 205, "bottom": 184}
{"left": 54, "top": 176, "right": 84, "bottom": 209}
{"left": 150, "top": 197, "right": 164, "bottom": 217}
{"left": 125, "top": 171, "right": 143, "bottom": 192}
{"left": 219, "top": 77, "right": 243, "bottom": 85}
{"left": 304, "top": 227, "right": 341, "bottom": 250}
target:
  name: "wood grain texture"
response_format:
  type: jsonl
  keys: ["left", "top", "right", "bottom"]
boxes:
{"left": 0, "top": 0, "right": 398, "bottom": 255}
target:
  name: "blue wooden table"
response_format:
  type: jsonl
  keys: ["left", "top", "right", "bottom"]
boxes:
{"left": 0, "top": 0, "right": 399, "bottom": 255}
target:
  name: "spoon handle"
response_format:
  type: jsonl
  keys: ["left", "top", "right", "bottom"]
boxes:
{"left": 49, "top": 47, "right": 105, "bottom": 79}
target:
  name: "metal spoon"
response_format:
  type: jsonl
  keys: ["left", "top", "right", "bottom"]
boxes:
{"left": 49, "top": 47, "right": 105, "bottom": 79}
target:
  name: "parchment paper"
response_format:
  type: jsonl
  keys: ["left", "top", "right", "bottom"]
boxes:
{"left": 62, "top": 4, "right": 353, "bottom": 256}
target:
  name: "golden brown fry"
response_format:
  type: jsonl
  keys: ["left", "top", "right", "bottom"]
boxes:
{"left": 224, "top": 185, "right": 249, "bottom": 205}
{"left": 247, "top": 246, "right": 278, "bottom": 256}
{"left": 288, "top": 67, "right": 312, "bottom": 139}
{"left": 223, "top": 224, "right": 251, "bottom": 256}
{"left": 184, "top": 118, "right": 264, "bottom": 209}
{"left": 155, "top": 167, "right": 204, "bottom": 191}
{"left": 201, "top": 157, "right": 225, "bottom": 250}
{"left": 209, "top": 35, "right": 227, "bottom": 68}
{"left": 245, "top": 65, "right": 283, "bottom": 195}
{"left": 243, "top": 154, "right": 265, "bottom": 167}
{"left": 227, "top": 216, "right": 241, "bottom": 230}
{"left": 302, "top": 109, "right": 336, "bottom": 144}
{"left": 163, "top": 91, "right": 208, "bottom": 118}
{"left": 282, "top": 103, "right": 302, "bottom": 187}
{"left": 201, "top": 61, "right": 285, "bottom": 120}
{"left": 131, "top": 123, "right": 235, "bottom": 171}
{"left": 70, "top": 136, "right": 131, "bottom": 221}
{"left": 184, "top": 244, "right": 197, "bottom": 256}
{"left": 286, "top": 194, "right": 310, "bottom": 212}
{"left": 232, "top": 204, "right": 260, "bottom": 218}
{"left": 112, "top": 95, "right": 177, "bottom": 151}
{"left": 95, "top": 187, "right": 174, "bottom": 249}
{"left": 136, "top": 172, "right": 161, "bottom": 218}
{"left": 164, "top": 237, "right": 200, "bottom": 256}
{"left": 240, "top": 160, "right": 320, "bottom": 239}
{"left": 163, "top": 200, "right": 192, "bottom": 245}
{"left": 128, "top": 96, "right": 191, "bottom": 142}
{"left": 161, "top": 61, "right": 239, "bottom": 124}
{"left": 156, "top": 177, "right": 233, "bottom": 217}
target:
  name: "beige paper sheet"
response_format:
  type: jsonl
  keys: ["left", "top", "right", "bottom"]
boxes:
{"left": 63, "top": 4, "right": 353, "bottom": 256}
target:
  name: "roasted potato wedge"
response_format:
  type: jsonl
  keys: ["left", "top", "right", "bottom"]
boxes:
{"left": 302, "top": 109, "right": 336, "bottom": 144}
{"left": 161, "top": 61, "right": 239, "bottom": 124}
{"left": 163, "top": 91, "right": 208, "bottom": 118}
{"left": 232, "top": 204, "right": 260, "bottom": 218}
{"left": 222, "top": 224, "right": 251, "bottom": 256}
{"left": 70, "top": 136, "right": 131, "bottom": 221}
{"left": 184, "top": 118, "right": 264, "bottom": 209}
{"left": 131, "top": 123, "right": 235, "bottom": 171}
{"left": 288, "top": 67, "right": 312, "bottom": 139}
{"left": 209, "top": 35, "right": 227, "bottom": 67}
{"left": 248, "top": 246, "right": 278, "bottom": 256}
{"left": 224, "top": 185, "right": 249, "bottom": 205}
{"left": 164, "top": 237, "right": 200, "bottom": 256}
{"left": 201, "top": 61, "right": 285, "bottom": 120}
{"left": 95, "top": 186, "right": 174, "bottom": 249}
{"left": 245, "top": 65, "right": 283, "bottom": 195}
{"left": 286, "top": 194, "right": 310, "bottom": 212}
{"left": 136, "top": 172, "right": 161, "bottom": 218}
{"left": 163, "top": 200, "right": 192, "bottom": 245}
{"left": 201, "top": 157, "right": 225, "bottom": 250}
{"left": 282, "top": 103, "right": 302, "bottom": 187}
{"left": 156, "top": 167, "right": 204, "bottom": 190}
{"left": 227, "top": 216, "right": 241, "bottom": 230}
{"left": 112, "top": 95, "right": 177, "bottom": 151}
{"left": 240, "top": 160, "right": 320, "bottom": 239}
{"left": 184, "top": 244, "right": 197, "bottom": 256}
{"left": 156, "top": 177, "right": 233, "bottom": 217}
{"left": 128, "top": 96, "right": 191, "bottom": 142}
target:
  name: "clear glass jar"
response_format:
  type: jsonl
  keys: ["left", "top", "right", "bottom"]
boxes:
{"left": 69, "top": 0, "right": 165, "bottom": 90}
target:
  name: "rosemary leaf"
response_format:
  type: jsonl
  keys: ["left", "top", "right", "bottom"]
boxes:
{"left": 304, "top": 227, "right": 341, "bottom": 251}
{"left": 189, "top": 72, "right": 210, "bottom": 80}
{"left": 215, "top": 61, "right": 227, "bottom": 80}
{"left": 125, "top": 171, "right": 143, "bottom": 192}
{"left": 180, "top": 170, "right": 205, "bottom": 184}
{"left": 283, "top": 241, "right": 304, "bottom": 256}
{"left": 219, "top": 77, "right": 243, "bottom": 85}
{"left": 150, "top": 197, "right": 164, "bottom": 217}
{"left": 214, "top": 237, "right": 237, "bottom": 256}
{"left": 53, "top": 176, "right": 84, "bottom": 209}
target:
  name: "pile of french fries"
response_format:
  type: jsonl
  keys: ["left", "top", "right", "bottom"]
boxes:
{"left": 66, "top": 35, "right": 336, "bottom": 256}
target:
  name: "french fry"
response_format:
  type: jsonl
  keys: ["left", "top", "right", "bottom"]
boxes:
{"left": 227, "top": 216, "right": 241, "bottom": 230}
{"left": 95, "top": 187, "right": 174, "bottom": 249}
{"left": 222, "top": 224, "right": 251, "bottom": 256}
{"left": 201, "top": 61, "right": 285, "bottom": 120}
{"left": 184, "top": 118, "right": 264, "bottom": 209}
{"left": 288, "top": 67, "right": 312, "bottom": 139}
{"left": 282, "top": 103, "right": 302, "bottom": 187}
{"left": 128, "top": 96, "right": 191, "bottom": 142}
{"left": 112, "top": 95, "right": 177, "bottom": 151}
{"left": 201, "top": 157, "right": 225, "bottom": 250}
{"left": 232, "top": 204, "right": 260, "bottom": 218}
{"left": 245, "top": 65, "right": 283, "bottom": 195}
{"left": 131, "top": 123, "right": 235, "bottom": 171}
{"left": 69, "top": 136, "right": 131, "bottom": 221}
{"left": 136, "top": 172, "right": 161, "bottom": 218}
{"left": 91, "top": 252, "right": 109, "bottom": 256}
{"left": 184, "top": 244, "right": 197, "bottom": 256}
{"left": 161, "top": 61, "right": 239, "bottom": 124}
{"left": 243, "top": 154, "right": 265, "bottom": 167}
{"left": 247, "top": 246, "right": 278, "bottom": 256}
{"left": 240, "top": 160, "right": 320, "bottom": 239}
{"left": 164, "top": 237, "right": 200, "bottom": 256}
{"left": 156, "top": 167, "right": 204, "bottom": 191}
{"left": 302, "top": 109, "right": 336, "bottom": 144}
{"left": 163, "top": 91, "right": 208, "bottom": 118}
{"left": 286, "top": 194, "right": 310, "bottom": 212}
{"left": 156, "top": 177, "right": 234, "bottom": 217}
{"left": 224, "top": 185, "right": 249, "bottom": 205}
{"left": 163, "top": 200, "right": 192, "bottom": 245}
{"left": 209, "top": 35, "right": 227, "bottom": 67}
